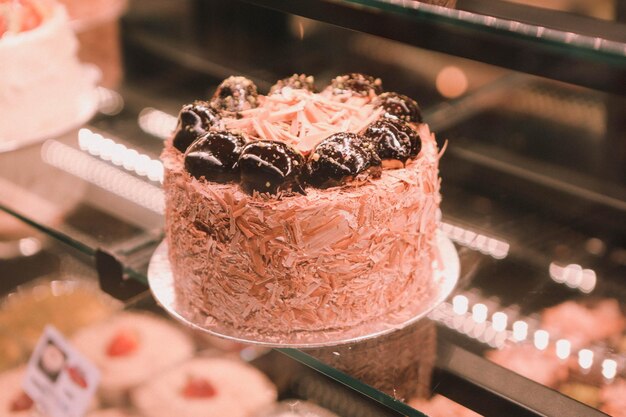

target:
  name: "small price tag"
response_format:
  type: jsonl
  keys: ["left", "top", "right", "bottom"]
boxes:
{"left": 23, "top": 326, "right": 100, "bottom": 417}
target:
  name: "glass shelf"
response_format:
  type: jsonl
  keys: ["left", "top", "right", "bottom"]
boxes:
{"left": 2, "top": 2, "right": 626, "bottom": 416}
{"left": 240, "top": 0, "right": 626, "bottom": 94}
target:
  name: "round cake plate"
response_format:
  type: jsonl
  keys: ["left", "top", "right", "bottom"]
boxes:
{"left": 148, "top": 231, "right": 459, "bottom": 348}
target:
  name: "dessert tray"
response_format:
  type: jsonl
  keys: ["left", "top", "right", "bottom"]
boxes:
{"left": 148, "top": 231, "right": 459, "bottom": 348}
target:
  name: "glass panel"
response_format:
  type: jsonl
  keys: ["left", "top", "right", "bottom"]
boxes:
{"left": 3, "top": 1, "right": 625, "bottom": 416}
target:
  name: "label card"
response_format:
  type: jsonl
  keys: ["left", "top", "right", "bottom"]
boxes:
{"left": 23, "top": 326, "right": 100, "bottom": 417}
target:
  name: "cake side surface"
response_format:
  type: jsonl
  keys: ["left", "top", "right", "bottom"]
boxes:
{"left": 162, "top": 122, "right": 441, "bottom": 334}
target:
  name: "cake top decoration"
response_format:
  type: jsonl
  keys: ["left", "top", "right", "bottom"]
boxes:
{"left": 171, "top": 73, "right": 427, "bottom": 196}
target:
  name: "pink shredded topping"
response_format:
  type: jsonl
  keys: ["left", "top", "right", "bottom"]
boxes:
{"left": 220, "top": 88, "right": 383, "bottom": 154}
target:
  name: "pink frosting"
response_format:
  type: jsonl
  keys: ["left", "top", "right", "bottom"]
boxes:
{"left": 162, "top": 122, "right": 441, "bottom": 335}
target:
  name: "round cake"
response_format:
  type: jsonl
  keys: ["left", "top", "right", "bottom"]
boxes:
{"left": 71, "top": 312, "right": 194, "bottom": 405}
{"left": 0, "top": 0, "right": 99, "bottom": 144}
{"left": 132, "top": 357, "right": 277, "bottom": 417}
{"left": 162, "top": 74, "right": 442, "bottom": 336}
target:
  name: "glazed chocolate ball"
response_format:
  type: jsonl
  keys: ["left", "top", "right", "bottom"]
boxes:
{"left": 172, "top": 101, "right": 220, "bottom": 153}
{"left": 210, "top": 76, "right": 259, "bottom": 113}
{"left": 362, "top": 119, "right": 421, "bottom": 166}
{"left": 184, "top": 131, "right": 246, "bottom": 183}
{"left": 330, "top": 73, "right": 383, "bottom": 96}
{"left": 269, "top": 74, "right": 316, "bottom": 94}
{"left": 375, "top": 92, "right": 422, "bottom": 123}
{"left": 305, "top": 132, "right": 381, "bottom": 188}
{"left": 237, "top": 141, "right": 304, "bottom": 195}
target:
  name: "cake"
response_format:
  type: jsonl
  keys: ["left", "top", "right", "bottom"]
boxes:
{"left": 600, "top": 379, "right": 626, "bottom": 417}
{"left": 486, "top": 343, "right": 569, "bottom": 387}
{"left": 162, "top": 73, "right": 442, "bottom": 336}
{"left": 255, "top": 400, "right": 340, "bottom": 417}
{"left": 71, "top": 312, "right": 194, "bottom": 405}
{"left": 0, "top": 279, "right": 120, "bottom": 355}
{"left": 541, "top": 299, "right": 625, "bottom": 348}
{"left": 0, "top": 367, "right": 34, "bottom": 417}
{"left": 409, "top": 395, "right": 482, "bottom": 417}
{"left": 0, "top": 0, "right": 99, "bottom": 144}
{"left": 85, "top": 409, "right": 139, "bottom": 417}
{"left": 132, "top": 357, "right": 277, "bottom": 417}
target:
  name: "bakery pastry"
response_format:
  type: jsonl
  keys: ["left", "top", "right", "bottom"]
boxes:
{"left": 132, "top": 357, "right": 276, "bottom": 417}
{"left": 0, "top": 0, "right": 99, "bottom": 144}
{"left": 255, "top": 400, "right": 340, "bottom": 417}
{"left": 71, "top": 312, "right": 194, "bottom": 405}
{"left": 409, "top": 395, "right": 482, "bottom": 417}
{"left": 486, "top": 343, "right": 568, "bottom": 388}
{"left": 600, "top": 379, "right": 626, "bottom": 417}
{"left": 0, "top": 279, "right": 120, "bottom": 355}
{"left": 541, "top": 299, "right": 625, "bottom": 348}
{"left": 162, "top": 73, "right": 442, "bottom": 336}
{"left": 85, "top": 409, "right": 139, "bottom": 417}
{"left": 0, "top": 367, "right": 34, "bottom": 417}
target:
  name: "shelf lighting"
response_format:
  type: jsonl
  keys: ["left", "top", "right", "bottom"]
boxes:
{"left": 549, "top": 262, "right": 597, "bottom": 294}
{"left": 440, "top": 222, "right": 509, "bottom": 259}
{"left": 601, "top": 359, "right": 617, "bottom": 380}
{"left": 512, "top": 320, "right": 528, "bottom": 341}
{"left": 491, "top": 312, "right": 508, "bottom": 332}
{"left": 78, "top": 129, "right": 164, "bottom": 183}
{"left": 472, "top": 303, "right": 488, "bottom": 323}
{"left": 578, "top": 349, "right": 594, "bottom": 370}
{"left": 138, "top": 107, "right": 177, "bottom": 140}
{"left": 555, "top": 339, "right": 571, "bottom": 360}
{"left": 533, "top": 330, "right": 549, "bottom": 350}
{"left": 452, "top": 295, "right": 469, "bottom": 315}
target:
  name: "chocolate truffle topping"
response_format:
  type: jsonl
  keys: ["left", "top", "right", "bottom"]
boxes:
{"left": 210, "top": 76, "right": 259, "bottom": 113}
{"left": 376, "top": 92, "right": 423, "bottom": 123}
{"left": 362, "top": 118, "right": 421, "bottom": 167}
{"left": 330, "top": 73, "right": 383, "bottom": 96}
{"left": 172, "top": 101, "right": 220, "bottom": 152}
{"left": 184, "top": 131, "right": 247, "bottom": 183}
{"left": 269, "top": 74, "right": 316, "bottom": 94}
{"left": 305, "top": 132, "right": 381, "bottom": 188}
{"left": 238, "top": 141, "right": 305, "bottom": 195}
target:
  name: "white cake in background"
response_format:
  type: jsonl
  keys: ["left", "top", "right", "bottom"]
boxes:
{"left": 132, "top": 357, "right": 277, "bottom": 417}
{"left": 71, "top": 312, "right": 194, "bottom": 406}
{"left": 0, "top": 367, "right": 33, "bottom": 417}
{"left": 0, "top": 0, "right": 99, "bottom": 145}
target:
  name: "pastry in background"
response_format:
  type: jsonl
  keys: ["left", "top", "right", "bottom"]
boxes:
{"left": 541, "top": 299, "right": 625, "bottom": 348}
{"left": 0, "top": 0, "right": 99, "bottom": 145}
{"left": 255, "top": 400, "right": 340, "bottom": 417}
{"left": 0, "top": 367, "right": 35, "bottom": 417}
{"left": 72, "top": 312, "right": 194, "bottom": 406}
{"left": 0, "top": 280, "right": 120, "bottom": 355}
{"left": 410, "top": 394, "right": 482, "bottom": 417}
{"left": 600, "top": 379, "right": 626, "bottom": 417}
{"left": 486, "top": 343, "right": 568, "bottom": 388}
{"left": 85, "top": 409, "right": 139, "bottom": 417}
{"left": 57, "top": 0, "right": 127, "bottom": 88}
{"left": 132, "top": 357, "right": 276, "bottom": 417}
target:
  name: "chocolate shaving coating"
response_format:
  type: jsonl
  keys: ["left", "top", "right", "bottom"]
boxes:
{"left": 362, "top": 119, "right": 421, "bottom": 166}
{"left": 330, "top": 73, "right": 383, "bottom": 96}
{"left": 184, "top": 131, "right": 247, "bottom": 183}
{"left": 210, "top": 76, "right": 259, "bottom": 113}
{"left": 172, "top": 101, "right": 220, "bottom": 152}
{"left": 305, "top": 132, "right": 381, "bottom": 188}
{"left": 375, "top": 92, "right": 423, "bottom": 123}
{"left": 269, "top": 74, "right": 316, "bottom": 94}
{"left": 237, "top": 140, "right": 305, "bottom": 195}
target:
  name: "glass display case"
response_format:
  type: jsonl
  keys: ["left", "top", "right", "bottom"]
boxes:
{"left": 1, "top": 0, "right": 625, "bottom": 416}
